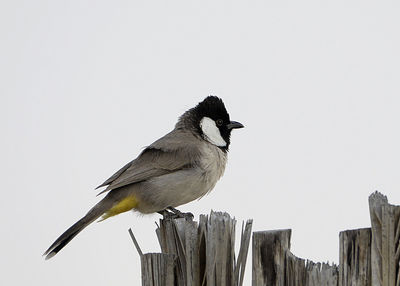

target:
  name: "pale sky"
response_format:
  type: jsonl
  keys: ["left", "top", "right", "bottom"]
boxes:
{"left": 1, "top": 1, "right": 400, "bottom": 285}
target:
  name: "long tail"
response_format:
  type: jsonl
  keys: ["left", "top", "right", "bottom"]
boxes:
{"left": 43, "top": 196, "right": 116, "bottom": 260}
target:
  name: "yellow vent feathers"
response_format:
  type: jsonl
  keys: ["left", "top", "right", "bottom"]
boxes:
{"left": 100, "top": 196, "right": 138, "bottom": 221}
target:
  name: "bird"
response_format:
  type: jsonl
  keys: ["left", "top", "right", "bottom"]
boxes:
{"left": 43, "top": 96, "right": 243, "bottom": 259}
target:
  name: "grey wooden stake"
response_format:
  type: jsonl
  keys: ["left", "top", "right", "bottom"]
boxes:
{"left": 252, "top": 229, "right": 291, "bottom": 286}
{"left": 128, "top": 228, "right": 143, "bottom": 257}
{"left": 235, "top": 220, "right": 254, "bottom": 286}
{"left": 286, "top": 249, "right": 338, "bottom": 285}
{"left": 204, "top": 211, "right": 236, "bottom": 286}
{"left": 285, "top": 251, "right": 307, "bottom": 285}
{"left": 253, "top": 229, "right": 338, "bottom": 286}
{"left": 155, "top": 211, "right": 252, "bottom": 286}
{"left": 128, "top": 228, "right": 177, "bottom": 286}
{"left": 131, "top": 191, "right": 400, "bottom": 285}
{"left": 369, "top": 191, "right": 400, "bottom": 286}
{"left": 141, "top": 253, "right": 177, "bottom": 286}
{"left": 305, "top": 261, "right": 338, "bottom": 286}
{"left": 157, "top": 217, "right": 197, "bottom": 286}
{"left": 339, "top": 228, "right": 371, "bottom": 286}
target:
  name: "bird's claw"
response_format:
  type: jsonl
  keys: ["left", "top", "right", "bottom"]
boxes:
{"left": 158, "top": 207, "right": 194, "bottom": 220}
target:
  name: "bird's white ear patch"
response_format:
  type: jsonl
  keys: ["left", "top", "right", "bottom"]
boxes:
{"left": 200, "top": 117, "right": 227, "bottom": 147}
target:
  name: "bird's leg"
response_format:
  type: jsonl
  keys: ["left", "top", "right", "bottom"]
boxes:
{"left": 157, "top": 207, "right": 194, "bottom": 220}
{"left": 157, "top": 208, "right": 183, "bottom": 219}
{"left": 167, "top": 207, "right": 194, "bottom": 220}
{"left": 157, "top": 209, "right": 172, "bottom": 217}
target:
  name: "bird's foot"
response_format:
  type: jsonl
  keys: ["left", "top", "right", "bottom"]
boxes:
{"left": 168, "top": 207, "right": 194, "bottom": 220}
{"left": 158, "top": 207, "right": 194, "bottom": 220}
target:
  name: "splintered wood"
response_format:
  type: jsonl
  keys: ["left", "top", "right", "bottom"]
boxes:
{"left": 252, "top": 229, "right": 292, "bottom": 286}
{"left": 339, "top": 228, "right": 371, "bottom": 286}
{"left": 145, "top": 211, "right": 252, "bottom": 286}
{"left": 132, "top": 192, "right": 400, "bottom": 285}
{"left": 369, "top": 192, "right": 400, "bottom": 286}
{"left": 252, "top": 230, "right": 338, "bottom": 286}
{"left": 141, "top": 253, "right": 177, "bottom": 286}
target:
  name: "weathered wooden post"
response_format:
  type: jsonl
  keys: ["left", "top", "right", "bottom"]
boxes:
{"left": 129, "top": 229, "right": 178, "bottom": 286}
{"left": 339, "top": 228, "right": 371, "bottom": 286}
{"left": 252, "top": 229, "right": 338, "bottom": 286}
{"left": 369, "top": 191, "right": 400, "bottom": 286}
{"left": 252, "top": 229, "right": 291, "bottom": 286}
{"left": 131, "top": 192, "right": 400, "bottom": 285}
{"left": 140, "top": 253, "right": 177, "bottom": 286}
{"left": 131, "top": 211, "right": 253, "bottom": 286}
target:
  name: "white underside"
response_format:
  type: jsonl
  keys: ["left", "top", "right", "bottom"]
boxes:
{"left": 200, "top": 117, "right": 227, "bottom": 147}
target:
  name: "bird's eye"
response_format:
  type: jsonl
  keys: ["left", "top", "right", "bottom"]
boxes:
{"left": 216, "top": 119, "right": 224, "bottom": 126}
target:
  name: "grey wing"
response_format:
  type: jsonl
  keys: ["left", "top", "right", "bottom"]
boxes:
{"left": 96, "top": 130, "right": 202, "bottom": 194}
{"left": 96, "top": 160, "right": 133, "bottom": 189}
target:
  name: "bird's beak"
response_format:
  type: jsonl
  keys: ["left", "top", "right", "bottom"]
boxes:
{"left": 227, "top": 121, "right": 244, "bottom": 130}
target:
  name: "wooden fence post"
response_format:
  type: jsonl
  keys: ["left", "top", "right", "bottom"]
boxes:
{"left": 252, "top": 229, "right": 338, "bottom": 286}
{"left": 304, "top": 261, "right": 338, "bottom": 286}
{"left": 252, "top": 229, "right": 291, "bottom": 286}
{"left": 153, "top": 211, "right": 253, "bottom": 286}
{"left": 339, "top": 228, "right": 371, "bottom": 286}
{"left": 369, "top": 191, "right": 400, "bottom": 286}
{"left": 131, "top": 192, "right": 400, "bottom": 285}
{"left": 141, "top": 253, "right": 177, "bottom": 286}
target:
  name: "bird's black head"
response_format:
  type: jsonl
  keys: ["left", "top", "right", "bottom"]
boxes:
{"left": 178, "top": 96, "right": 244, "bottom": 151}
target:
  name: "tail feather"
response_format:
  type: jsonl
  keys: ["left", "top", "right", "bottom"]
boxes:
{"left": 44, "top": 217, "right": 89, "bottom": 260}
{"left": 43, "top": 198, "right": 114, "bottom": 259}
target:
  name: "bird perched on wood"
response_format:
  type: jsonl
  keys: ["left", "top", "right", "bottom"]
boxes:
{"left": 44, "top": 96, "right": 243, "bottom": 259}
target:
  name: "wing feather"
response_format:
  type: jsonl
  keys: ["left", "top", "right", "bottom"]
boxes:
{"left": 96, "top": 130, "right": 201, "bottom": 194}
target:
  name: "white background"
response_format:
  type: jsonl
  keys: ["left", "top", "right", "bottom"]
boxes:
{"left": 1, "top": 1, "right": 400, "bottom": 285}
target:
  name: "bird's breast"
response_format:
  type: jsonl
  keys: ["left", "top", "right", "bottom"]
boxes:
{"left": 198, "top": 143, "right": 227, "bottom": 191}
{"left": 131, "top": 142, "right": 228, "bottom": 213}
